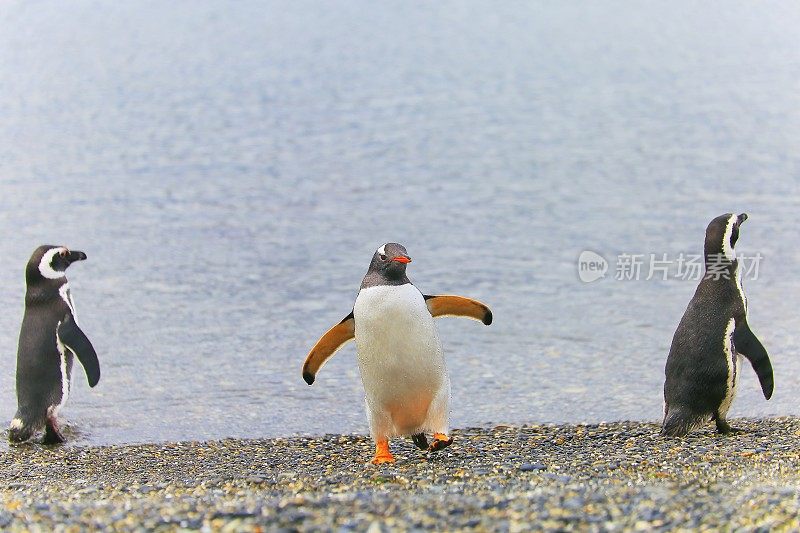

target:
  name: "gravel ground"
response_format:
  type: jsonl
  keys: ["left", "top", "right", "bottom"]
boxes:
{"left": 1, "top": 418, "right": 799, "bottom": 531}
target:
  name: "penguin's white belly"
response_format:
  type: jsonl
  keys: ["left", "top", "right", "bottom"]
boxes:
{"left": 719, "top": 318, "right": 740, "bottom": 417}
{"left": 353, "top": 284, "right": 446, "bottom": 432}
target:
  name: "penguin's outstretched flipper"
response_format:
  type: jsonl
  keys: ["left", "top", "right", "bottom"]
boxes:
{"left": 733, "top": 320, "right": 773, "bottom": 400}
{"left": 58, "top": 314, "right": 100, "bottom": 387}
{"left": 302, "top": 312, "right": 355, "bottom": 385}
{"left": 423, "top": 295, "right": 492, "bottom": 325}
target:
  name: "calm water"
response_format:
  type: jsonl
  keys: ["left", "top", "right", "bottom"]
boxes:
{"left": 0, "top": 1, "right": 799, "bottom": 447}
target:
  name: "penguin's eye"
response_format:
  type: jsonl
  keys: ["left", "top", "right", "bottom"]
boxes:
{"left": 58, "top": 249, "right": 68, "bottom": 258}
{"left": 379, "top": 254, "right": 387, "bottom": 261}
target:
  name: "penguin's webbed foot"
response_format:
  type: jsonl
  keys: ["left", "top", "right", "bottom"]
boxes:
{"left": 428, "top": 433, "right": 453, "bottom": 452}
{"left": 411, "top": 433, "right": 428, "bottom": 450}
{"left": 715, "top": 421, "right": 743, "bottom": 436}
{"left": 371, "top": 439, "right": 395, "bottom": 465}
{"left": 43, "top": 418, "right": 66, "bottom": 445}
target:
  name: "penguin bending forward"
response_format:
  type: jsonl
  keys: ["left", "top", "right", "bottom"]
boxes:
{"left": 303, "top": 243, "right": 492, "bottom": 464}
{"left": 9, "top": 245, "right": 100, "bottom": 444}
{"left": 662, "top": 214, "right": 773, "bottom": 437}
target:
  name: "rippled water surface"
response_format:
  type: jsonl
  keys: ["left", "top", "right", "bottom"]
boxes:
{"left": 0, "top": 1, "right": 799, "bottom": 446}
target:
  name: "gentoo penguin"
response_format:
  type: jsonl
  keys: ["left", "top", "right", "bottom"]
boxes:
{"left": 302, "top": 243, "right": 492, "bottom": 464}
{"left": 9, "top": 245, "right": 100, "bottom": 444}
{"left": 662, "top": 214, "right": 773, "bottom": 437}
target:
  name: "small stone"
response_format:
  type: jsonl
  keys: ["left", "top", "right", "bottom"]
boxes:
{"left": 519, "top": 463, "right": 546, "bottom": 472}
{"left": 366, "top": 520, "right": 385, "bottom": 533}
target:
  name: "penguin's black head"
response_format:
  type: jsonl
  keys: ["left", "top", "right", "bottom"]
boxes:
{"left": 362, "top": 243, "right": 412, "bottom": 287}
{"left": 704, "top": 213, "right": 748, "bottom": 261}
{"left": 27, "top": 245, "right": 87, "bottom": 283}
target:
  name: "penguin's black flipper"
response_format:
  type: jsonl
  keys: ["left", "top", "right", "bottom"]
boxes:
{"left": 302, "top": 312, "right": 355, "bottom": 385}
{"left": 733, "top": 321, "right": 773, "bottom": 400}
{"left": 423, "top": 295, "right": 492, "bottom": 325}
{"left": 58, "top": 314, "right": 101, "bottom": 388}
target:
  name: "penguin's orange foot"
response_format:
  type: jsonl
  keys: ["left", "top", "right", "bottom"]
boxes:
{"left": 371, "top": 453, "right": 396, "bottom": 464}
{"left": 428, "top": 433, "right": 453, "bottom": 452}
{"left": 371, "top": 440, "right": 395, "bottom": 464}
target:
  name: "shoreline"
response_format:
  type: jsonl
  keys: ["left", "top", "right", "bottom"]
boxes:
{"left": 1, "top": 417, "right": 799, "bottom": 530}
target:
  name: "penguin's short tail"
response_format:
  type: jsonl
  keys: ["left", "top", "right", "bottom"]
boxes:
{"left": 660, "top": 409, "right": 700, "bottom": 437}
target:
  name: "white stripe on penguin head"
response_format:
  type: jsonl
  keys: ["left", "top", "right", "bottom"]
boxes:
{"left": 38, "top": 248, "right": 66, "bottom": 280}
{"left": 721, "top": 214, "right": 737, "bottom": 262}
{"left": 377, "top": 244, "right": 386, "bottom": 256}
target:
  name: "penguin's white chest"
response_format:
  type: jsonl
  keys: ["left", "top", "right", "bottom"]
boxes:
{"left": 53, "top": 283, "right": 77, "bottom": 414}
{"left": 353, "top": 284, "right": 446, "bottom": 420}
{"left": 719, "top": 318, "right": 741, "bottom": 417}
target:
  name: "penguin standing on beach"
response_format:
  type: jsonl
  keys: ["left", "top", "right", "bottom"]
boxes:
{"left": 302, "top": 243, "right": 492, "bottom": 464}
{"left": 662, "top": 214, "right": 773, "bottom": 437}
{"left": 9, "top": 245, "right": 100, "bottom": 444}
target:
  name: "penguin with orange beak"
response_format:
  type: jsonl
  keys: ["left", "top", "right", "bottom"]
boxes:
{"left": 303, "top": 243, "right": 492, "bottom": 464}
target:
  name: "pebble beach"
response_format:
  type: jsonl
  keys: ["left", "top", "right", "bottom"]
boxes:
{"left": 1, "top": 418, "right": 798, "bottom": 531}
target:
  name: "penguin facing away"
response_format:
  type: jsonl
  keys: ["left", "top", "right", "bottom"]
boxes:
{"left": 662, "top": 214, "right": 773, "bottom": 437}
{"left": 9, "top": 245, "right": 100, "bottom": 444}
{"left": 303, "top": 243, "right": 492, "bottom": 464}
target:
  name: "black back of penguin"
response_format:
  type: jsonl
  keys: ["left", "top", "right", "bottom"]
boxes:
{"left": 11, "top": 245, "right": 99, "bottom": 442}
{"left": 664, "top": 276, "right": 741, "bottom": 422}
{"left": 663, "top": 213, "right": 773, "bottom": 436}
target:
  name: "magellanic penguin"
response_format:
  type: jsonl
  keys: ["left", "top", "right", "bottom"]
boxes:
{"left": 662, "top": 214, "right": 773, "bottom": 437}
{"left": 302, "top": 243, "right": 492, "bottom": 464}
{"left": 9, "top": 245, "right": 100, "bottom": 444}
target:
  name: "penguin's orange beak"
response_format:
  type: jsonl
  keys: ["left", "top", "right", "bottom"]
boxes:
{"left": 392, "top": 256, "right": 411, "bottom": 264}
